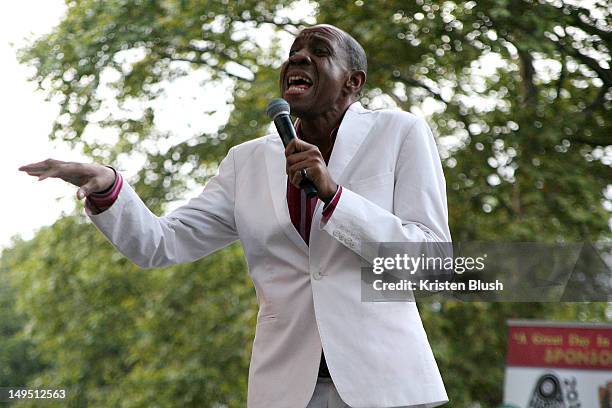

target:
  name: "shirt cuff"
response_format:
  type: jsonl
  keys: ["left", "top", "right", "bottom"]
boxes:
{"left": 85, "top": 167, "right": 123, "bottom": 215}
{"left": 321, "top": 185, "right": 342, "bottom": 222}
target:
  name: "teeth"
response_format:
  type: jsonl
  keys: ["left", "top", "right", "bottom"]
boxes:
{"left": 287, "top": 74, "right": 312, "bottom": 85}
{"left": 287, "top": 86, "right": 308, "bottom": 93}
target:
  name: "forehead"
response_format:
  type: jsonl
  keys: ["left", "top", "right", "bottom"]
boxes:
{"left": 293, "top": 25, "right": 345, "bottom": 47}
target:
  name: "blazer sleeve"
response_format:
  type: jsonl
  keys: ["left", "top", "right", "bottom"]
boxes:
{"left": 86, "top": 147, "right": 239, "bottom": 269}
{"left": 320, "top": 117, "right": 451, "bottom": 261}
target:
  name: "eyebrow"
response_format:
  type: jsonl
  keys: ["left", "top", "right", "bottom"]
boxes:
{"left": 291, "top": 34, "right": 336, "bottom": 52}
{"left": 307, "top": 34, "right": 333, "bottom": 44}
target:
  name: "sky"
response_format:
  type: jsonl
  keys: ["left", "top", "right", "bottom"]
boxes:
{"left": 0, "top": 1, "right": 463, "bottom": 251}
{"left": 0, "top": 1, "right": 305, "bottom": 250}
{"left": 1, "top": 2, "right": 607, "bottom": 250}
{"left": 0, "top": 1, "right": 234, "bottom": 250}
{"left": 1, "top": 0, "right": 74, "bottom": 249}
{"left": 0, "top": 0, "right": 418, "bottom": 251}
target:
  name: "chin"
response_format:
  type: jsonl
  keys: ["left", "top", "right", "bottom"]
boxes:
{"left": 291, "top": 104, "right": 320, "bottom": 120}
{"left": 285, "top": 98, "right": 311, "bottom": 117}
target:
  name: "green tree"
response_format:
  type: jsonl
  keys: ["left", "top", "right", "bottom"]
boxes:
{"left": 314, "top": 2, "right": 610, "bottom": 405}
{"left": 2, "top": 216, "right": 253, "bottom": 407}
{"left": 3, "top": 0, "right": 609, "bottom": 407}
{"left": 316, "top": 0, "right": 610, "bottom": 241}
{"left": 0, "top": 244, "right": 47, "bottom": 394}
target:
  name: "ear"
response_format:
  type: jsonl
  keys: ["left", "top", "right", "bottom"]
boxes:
{"left": 346, "top": 70, "right": 366, "bottom": 97}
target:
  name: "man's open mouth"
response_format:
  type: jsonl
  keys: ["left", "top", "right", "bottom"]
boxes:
{"left": 286, "top": 74, "right": 313, "bottom": 94}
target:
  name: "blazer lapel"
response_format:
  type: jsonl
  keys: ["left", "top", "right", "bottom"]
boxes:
{"left": 264, "top": 135, "right": 310, "bottom": 255}
{"left": 311, "top": 102, "right": 376, "bottom": 236}
{"left": 326, "top": 102, "right": 375, "bottom": 186}
{"left": 263, "top": 102, "right": 375, "bottom": 255}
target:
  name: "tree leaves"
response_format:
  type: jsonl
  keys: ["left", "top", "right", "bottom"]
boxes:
{"left": 4, "top": 1, "right": 610, "bottom": 406}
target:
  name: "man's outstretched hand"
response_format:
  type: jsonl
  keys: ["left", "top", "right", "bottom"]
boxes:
{"left": 18, "top": 159, "right": 116, "bottom": 200}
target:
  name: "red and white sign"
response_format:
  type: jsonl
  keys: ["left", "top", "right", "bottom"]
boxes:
{"left": 503, "top": 320, "right": 612, "bottom": 408}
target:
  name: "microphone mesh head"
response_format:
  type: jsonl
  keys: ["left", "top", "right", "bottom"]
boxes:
{"left": 266, "top": 98, "right": 290, "bottom": 120}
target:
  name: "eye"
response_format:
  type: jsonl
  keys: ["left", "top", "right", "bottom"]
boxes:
{"left": 314, "top": 48, "right": 328, "bottom": 56}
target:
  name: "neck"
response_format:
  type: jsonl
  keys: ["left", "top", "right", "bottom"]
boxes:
{"left": 298, "top": 101, "right": 353, "bottom": 150}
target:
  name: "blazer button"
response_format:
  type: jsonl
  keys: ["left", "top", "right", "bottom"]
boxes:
{"left": 313, "top": 270, "right": 323, "bottom": 280}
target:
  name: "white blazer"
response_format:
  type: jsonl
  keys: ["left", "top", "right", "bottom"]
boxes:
{"left": 87, "top": 102, "right": 451, "bottom": 408}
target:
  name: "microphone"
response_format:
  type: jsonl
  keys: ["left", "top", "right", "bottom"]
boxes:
{"left": 266, "top": 98, "right": 318, "bottom": 198}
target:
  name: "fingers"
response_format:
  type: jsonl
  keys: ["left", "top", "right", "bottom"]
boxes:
{"left": 285, "top": 139, "right": 326, "bottom": 189}
{"left": 285, "top": 139, "right": 299, "bottom": 156}
{"left": 18, "top": 159, "right": 111, "bottom": 201}
{"left": 37, "top": 168, "right": 60, "bottom": 181}
{"left": 76, "top": 181, "right": 94, "bottom": 200}
{"left": 285, "top": 138, "right": 315, "bottom": 157}
{"left": 76, "top": 168, "right": 115, "bottom": 199}
{"left": 290, "top": 168, "right": 306, "bottom": 187}
{"left": 285, "top": 150, "right": 318, "bottom": 168}
{"left": 19, "top": 158, "right": 59, "bottom": 170}
{"left": 19, "top": 163, "right": 51, "bottom": 175}
{"left": 292, "top": 170, "right": 315, "bottom": 187}
{"left": 18, "top": 159, "right": 64, "bottom": 176}
{"left": 285, "top": 141, "right": 323, "bottom": 174}
{"left": 288, "top": 159, "right": 319, "bottom": 187}
{"left": 288, "top": 159, "right": 319, "bottom": 177}
{"left": 19, "top": 159, "right": 89, "bottom": 187}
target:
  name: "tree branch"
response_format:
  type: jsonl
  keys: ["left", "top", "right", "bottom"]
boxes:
{"left": 397, "top": 75, "right": 447, "bottom": 103}
{"left": 569, "top": 134, "right": 611, "bottom": 147}
{"left": 229, "top": 15, "right": 301, "bottom": 36}
{"left": 392, "top": 72, "right": 477, "bottom": 138}
{"left": 556, "top": 49, "right": 566, "bottom": 100}
{"left": 584, "top": 86, "right": 609, "bottom": 114}
{"left": 517, "top": 48, "right": 537, "bottom": 104}
{"left": 559, "top": 42, "right": 612, "bottom": 88}
{"left": 160, "top": 53, "right": 254, "bottom": 81}
{"left": 565, "top": 5, "right": 612, "bottom": 44}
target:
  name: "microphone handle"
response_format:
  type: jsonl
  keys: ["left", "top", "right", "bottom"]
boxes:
{"left": 273, "top": 114, "right": 318, "bottom": 198}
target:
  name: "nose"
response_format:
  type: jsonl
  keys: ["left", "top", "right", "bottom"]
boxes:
{"left": 289, "top": 50, "right": 311, "bottom": 65}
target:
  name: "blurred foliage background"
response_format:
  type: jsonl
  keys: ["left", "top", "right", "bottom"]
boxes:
{"left": 1, "top": 0, "right": 610, "bottom": 406}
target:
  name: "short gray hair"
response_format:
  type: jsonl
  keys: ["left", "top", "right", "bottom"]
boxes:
{"left": 342, "top": 32, "right": 367, "bottom": 76}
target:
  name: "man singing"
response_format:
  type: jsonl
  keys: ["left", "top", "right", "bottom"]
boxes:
{"left": 20, "top": 24, "right": 451, "bottom": 408}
